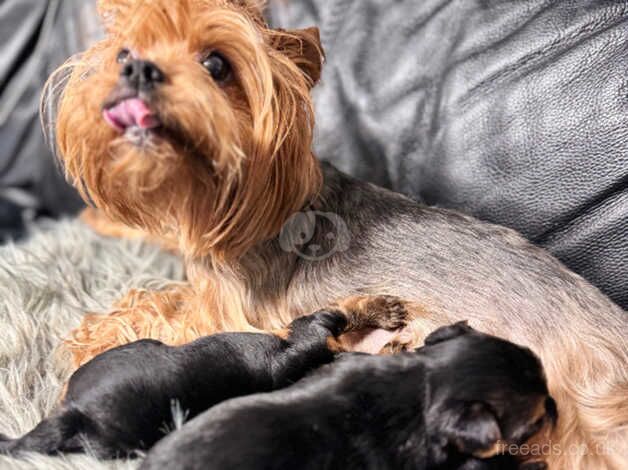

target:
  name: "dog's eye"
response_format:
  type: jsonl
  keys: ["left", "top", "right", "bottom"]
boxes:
{"left": 116, "top": 48, "right": 131, "bottom": 64}
{"left": 202, "top": 52, "right": 231, "bottom": 82}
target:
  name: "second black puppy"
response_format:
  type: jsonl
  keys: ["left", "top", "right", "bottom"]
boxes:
{"left": 0, "top": 310, "right": 350, "bottom": 458}
{"left": 142, "top": 322, "right": 557, "bottom": 470}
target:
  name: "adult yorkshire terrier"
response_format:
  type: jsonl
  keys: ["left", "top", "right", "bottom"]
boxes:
{"left": 48, "top": 1, "right": 627, "bottom": 469}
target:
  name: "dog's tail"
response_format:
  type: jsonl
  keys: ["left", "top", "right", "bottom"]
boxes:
{"left": 0, "top": 408, "right": 83, "bottom": 457}
{"left": 542, "top": 332, "right": 628, "bottom": 470}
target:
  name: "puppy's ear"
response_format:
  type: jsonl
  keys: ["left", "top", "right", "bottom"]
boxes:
{"left": 271, "top": 27, "right": 325, "bottom": 87}
{"left": 439, "top": 401, "right": 502, "bottom": 459}
{"left": 424, "top": 321, "right": 475, "bottom": 346}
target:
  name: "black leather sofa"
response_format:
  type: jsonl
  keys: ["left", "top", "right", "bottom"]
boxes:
{"left": 0, "top": 0, "right": 93, "bottom": 238}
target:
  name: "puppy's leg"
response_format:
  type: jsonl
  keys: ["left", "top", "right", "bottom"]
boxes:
{"left": 284, "top": 309, "right": 349, "bottom": 343}
{"left": 64, "top": 284, "right": 196, "bottom": 368}
{"left": 271, "top": 310, "right": 348, "bottom": 384}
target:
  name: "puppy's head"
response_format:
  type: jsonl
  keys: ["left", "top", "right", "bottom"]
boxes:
{"left": 50, "top": 0, "right": 323, "bottom": 260}
{"left": 419, "top": 322, "right": 557, "bottom": 465}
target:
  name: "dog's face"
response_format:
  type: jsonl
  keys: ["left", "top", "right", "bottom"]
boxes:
{"left": 52, "top": 0, "right": 323, "bottom": 259}
{"left": 420, "top": 323, "right": 557, "bottom": 465}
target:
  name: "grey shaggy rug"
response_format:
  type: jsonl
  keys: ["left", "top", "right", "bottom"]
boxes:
{"left": 0, "top": 219, "right": 184, "bottom": 469}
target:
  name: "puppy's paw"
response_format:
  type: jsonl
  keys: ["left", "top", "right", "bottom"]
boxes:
{"left": 310, "top": 310, "right": 349, "bottom": 337}
{"left": 289, "top": 310, "right": 348, "bottom": 338}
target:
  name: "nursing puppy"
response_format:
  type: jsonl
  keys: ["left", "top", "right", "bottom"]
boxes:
{"left": 1, "top": 302, "right": 403, "bottom": 459}
{"left": 141, "top": 322, "right": 557, "bottom": 470}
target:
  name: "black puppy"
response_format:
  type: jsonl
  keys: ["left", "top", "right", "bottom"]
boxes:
{"left": 141, "top": 322, "right": 557, "bottom": 470}
{"left": 0, "top": 310, "right": 352, "bottom": 459}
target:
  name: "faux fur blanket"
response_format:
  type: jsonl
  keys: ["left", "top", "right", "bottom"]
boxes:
{"left": 0, "top": 219, "right": 184, "bottom": 469}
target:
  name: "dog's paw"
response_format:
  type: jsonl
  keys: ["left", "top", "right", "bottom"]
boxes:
{"left": 365, "top": 295, "right": 409, "bottom": 330}
{"left": 332, "top": 294, "right": 410, "bottom": 331}
{"left": 380, "top": 329, "right": 414, "bottom": 354}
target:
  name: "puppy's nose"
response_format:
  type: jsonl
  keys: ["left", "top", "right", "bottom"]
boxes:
{"left": 121, "top": 59, "right": 165, "bottom": 91}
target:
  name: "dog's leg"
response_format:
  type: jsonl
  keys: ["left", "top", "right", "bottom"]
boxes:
{"left": 80, "top": 207, "right": 147, "bottom": 240}
{"left": 63, "top": 284, "right": 197, "bottom": 368}
{"left": 327, "top": 295, "right": 434, "bottom": 354}
{"left": 80, "top": 207, "right": 179, "bottom": 252}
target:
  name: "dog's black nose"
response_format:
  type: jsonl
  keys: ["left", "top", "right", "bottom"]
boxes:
{"left": 121, "top": 60, "right": 165, "bottom": 91}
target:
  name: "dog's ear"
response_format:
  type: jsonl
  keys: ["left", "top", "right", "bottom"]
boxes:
{"left": 439, "top": 401, "right": 502, "bottom": 459}
{"left": 230, "top": 0, "right": 266, "bottom": 12}
{"left": 97, "top": 0, "right": 134, "bottom": 34}
{"left": 424, "top": 321, "right": 475, "bottom": 346}
{"left": 271, "top": 27, "right": 324, "bottom": 87}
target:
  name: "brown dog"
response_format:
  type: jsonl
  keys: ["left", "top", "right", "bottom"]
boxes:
{"left": 46, "top": 1, "right": 627, "bottom": 468}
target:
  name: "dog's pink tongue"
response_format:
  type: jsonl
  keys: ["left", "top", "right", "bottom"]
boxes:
{"left": 103, "top": 98, "right": 159, "bottom": 131}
